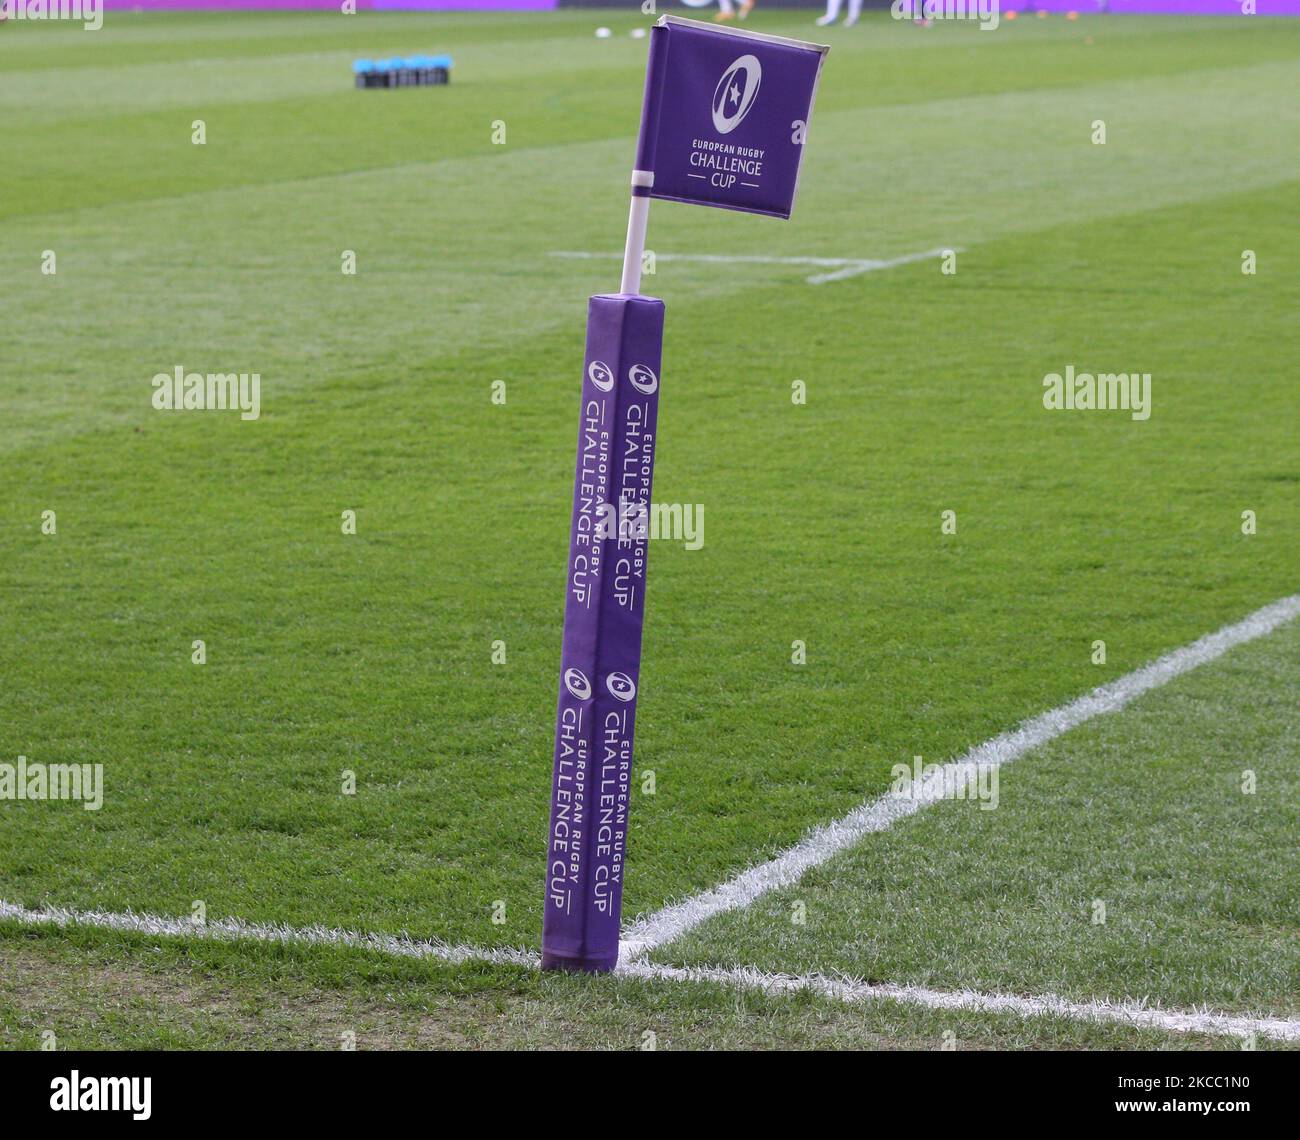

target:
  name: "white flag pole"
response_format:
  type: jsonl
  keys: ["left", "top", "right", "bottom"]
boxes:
{"left": 620, "top": 171, "right": 654, "bottom": 295}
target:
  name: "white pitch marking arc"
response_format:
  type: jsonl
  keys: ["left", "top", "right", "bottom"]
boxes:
{"left": 549, "top": 247, "right": 958, "bottom": 285}
{"left": 1, "top": 901, "right": 1296, "bottom": 1042}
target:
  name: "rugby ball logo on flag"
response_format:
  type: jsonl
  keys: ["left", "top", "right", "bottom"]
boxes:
{"left": 712, "top": 55, "right": 762, "bottom": 135}
{"left": 633, "top": 15, "right": 829, "bottom": 219}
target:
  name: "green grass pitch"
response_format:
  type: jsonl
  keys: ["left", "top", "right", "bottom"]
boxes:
{"left": 0, "top": 9, "right": 1296, "bottom": 1049}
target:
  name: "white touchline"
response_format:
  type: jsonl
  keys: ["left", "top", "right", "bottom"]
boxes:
{"left": 549, "top": 248, "right": 958, "bottom": 285}
{"left": 0, "top": 900, "right": 540, "bottom": 970}
{"left": 620, "top": 593, "right": 1300, "bottom": 957}
{"left": 616, "top": 962, "right": 1300, "bottom": 1043}
{"left": 2, "top": 900, "right": 1297, "bottom": 1042}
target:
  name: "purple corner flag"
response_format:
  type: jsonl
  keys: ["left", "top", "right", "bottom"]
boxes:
{"left": 635, "top": 15, "right": 829, "bottom": 219}
{"left": 543, "top": 17, "right": 827, "bottom": 973}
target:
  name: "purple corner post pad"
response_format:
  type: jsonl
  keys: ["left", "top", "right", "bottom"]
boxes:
{"left": 542, "top": 294, "right": 664, "bottom": 974}
{"left": 635, "top": 16, "right": 828, "bottom": 220}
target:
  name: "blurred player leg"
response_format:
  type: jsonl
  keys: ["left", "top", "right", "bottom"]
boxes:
{"left": 714, "top": 0, "right": 736, "bottom": 22}
{"left": 816, "top": 0, "right": 843, "bottom": 24}
{"left": 844, "top": 0, "right": 862, "bottom": 25}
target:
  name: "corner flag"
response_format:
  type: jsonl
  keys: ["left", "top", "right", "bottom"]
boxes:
{"left": 542, "top": 16, "right": 829, "bottom": 974}
{"left": 635, "top": 15, "right": 829, "bottom": 218}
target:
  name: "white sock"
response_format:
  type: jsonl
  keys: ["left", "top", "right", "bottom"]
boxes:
{"left": 819, "top": 0, "right": 843, "bottom": 20}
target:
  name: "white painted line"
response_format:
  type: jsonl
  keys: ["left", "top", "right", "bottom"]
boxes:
{"left": 0, "top": 900, "right": 540, "bottom": 970}
{"left": 806, "top": 248, "right": 957, "bottom": 284}
{"left": 622, "top": 594, "right": 1300, "bottom": 956}
{"left": 3, "top": 900, "right": 1295, "bottom": 1041}
{"left": 549, "top": 248, "right": 957, "bottom": 285}
{"left": 618, "top": 960, "right": 1300, "bottom": 1043}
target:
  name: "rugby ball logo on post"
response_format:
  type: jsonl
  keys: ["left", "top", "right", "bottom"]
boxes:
{"left": 564, "top": 667, "right": 592, "bottom": 700}
{"left": 605, "top": 671, "right": 637, "bottom": 702}
{"left": 628, "top": 363, "right": 658, "bottom": 395}
{"left": 588, "top": 360, "right": 615, "bottom": 392}
{"left": 712, "top": 54, "right": 762, "bottom": 136}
